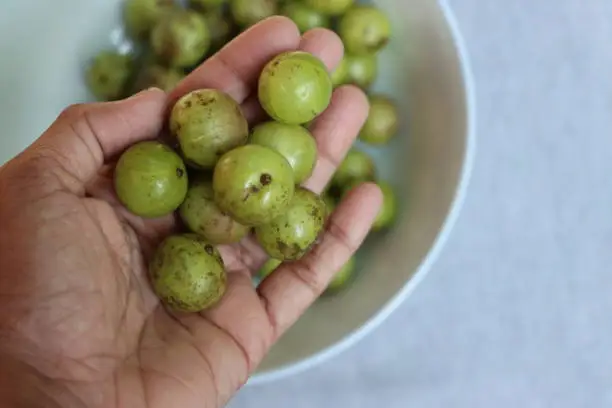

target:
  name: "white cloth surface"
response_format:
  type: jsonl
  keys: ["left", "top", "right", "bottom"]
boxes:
{"left": 230, "top": 1, "right": 612, "bottom": 407}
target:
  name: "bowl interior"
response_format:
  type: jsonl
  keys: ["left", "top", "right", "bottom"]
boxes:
{"left": 256, "top": 0, "right": 470, "bottom": 379}
{"left": 0, "top": 0, "right": 470, "bottom": 382}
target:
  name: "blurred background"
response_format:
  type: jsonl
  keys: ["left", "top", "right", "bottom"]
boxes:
{"left": 231, "top": 0, "right": 612, "bottom": 407}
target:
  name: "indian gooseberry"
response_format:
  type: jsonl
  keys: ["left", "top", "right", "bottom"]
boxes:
{"left": 230, "top": 0, "right": 277, "bottom": 28}
{"left": 149, "top": 234, "right": 227, "bottom": 313}
{"left": 259, "top": 51, "right": 333, "bottom": 125}
{"left": 258, "top": 258, "right": 282, "bottom": 279}
{"left": 170, "top": 89, "right": 249, "bottom": 169}
{"left": 339, "top": 5, "right": 391, "bottom": 55}
{"left": 359, "top": 95, "right": 399, "bottom": 145}
{"left": 114, "top": 141, "right": 188, "bottom": 218}
{"left": 250, "top": 121, "right": 317, "bottom": 184}
{"left": 304, "top": 0, "right": 354, "bottom": 16}
{"left": 131, "top": 63, "right": 185, "bottom": 93}
{"left": 331, "top": 149, "right": 376, "bottom": 187}
{"left": 150, "top": 9, "right": 211, "bottom": 68}
{"left": 202, "top": 9, "right": 236, "bottom": 52}
{"left": 213, "top": 145, "right": 295, "bottom": 226}
{"left": 124, "top": 0, "right": 175, "bottom": 39}
{"left": 188, "top": 0, "right": 226, "bottom": 11}
{"left": 179, "top": 178, "right": 250, "bottom": 245}
{"left": 330, "top": 55, "right": 349, "bottom": 87}
{"left": 372, "top": 181, "right": 397, "bottom": 231}
{"left": 322, "top": 193, "right": 337, "bottom": 218}
{"left": 282, "top": 2, "right": 330, "bottom": 33}
{"left": 255, "top": 187, "right": 327, "bottom": 261}
{"left": 86, "top": 51, "right": 133, "bottom": 101}
{"left": 326, "top": 256, "right": 356, "bottom": 293}
{"left": 343, "top": 179, "right": 397, "bottom": 231}
{"left": 345, "top": 54, "right": 378, "bottom": 89}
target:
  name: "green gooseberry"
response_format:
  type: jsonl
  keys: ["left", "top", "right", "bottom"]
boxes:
{"left": 255, "top": 187, "right": 327, "bottom": 261}
{"left": 250, "top": 121, "right": 318, "bottom": 184}
{"left": 149, "top": 234, "right": 227, "bottom": 312}
{"left": 213, "top": 145, "right": 295, "bottom": 226}
{"left": 372, "top": 181, "right": 397, "bottom": 231}
{"left": 258, "top": 51, "right": 333, "bottom": 125}
{"left": 202, "top": 9, "right": 236, "bottom": 52}
{"left": 331, "top": 149, "right": 376, "bottom": 187}
{"left": 170, "top": 89, "right": 249, "bottom": 169}
{"left": 326, "top": 256, "right": 356, "bottom": 293}
{"left": 131, "top": 63, "right": 185, "bottom": 93}
{"left": 359, "top": 95, "right": 399, "bottom": 145}
{"left": 339, "top": 5, "right": 391, "bottom": 55}
{"left": 345, "top": 53, "right": 378, "bottom": 89}
{"left": 282, "top": 2, "right": 330, "bottom": 33}
{"left": 179, "top": 177, "right": 250, "bottom": 244}
{"left": 86, "top": 51, "right": 133, "bottom": 101}
{"left": 124, "top": 0, "right": 175, "bottom": 39}
{"left": 188, "top": 0, "right": 227, "bottom": 11}
{"left": 258, "top": 258, "right": 282, "bottom": 279}
{"left": 150, "top": 9, "right": 211, "bottom": 68}
{"left": 304, "top": 0, "right": 354, "bottom": 16}
{"left": 330, "top": 55, "right": 350, "bottom": 87}
{"left": 230, "top": 0, "right": 277, "bottom": 28}
{"left": 114, "top": 141, "right": 188, "bottom": 218}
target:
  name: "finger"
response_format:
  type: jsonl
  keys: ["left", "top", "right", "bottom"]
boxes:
{"left": 299, "top": 27, "right": 345, "bottom": 69}
{"left": 198, "top": 272, "right": 274, "bottom": 371}
{"left": 302, "top": 85, "right": 370, "bottom": 193}
{"left": 257, "top": 183, "right": 383, "bottom": 338}
{"left": 242, "top": 27, "right": 345, "bottom": 124}
{"left": 161, "top": 272, "right": 275, "bottom": 398}
{"left": 217, "top": 236, "right": 270, "bottom": 275}
{"left": 168, "top": 16, "right": 301, "bottom": 105}
{"left": 141, "top": 307, "right": 246, "bottom": 406}
{"left": 30, "top": 88, "right": 166, "bottom": 194}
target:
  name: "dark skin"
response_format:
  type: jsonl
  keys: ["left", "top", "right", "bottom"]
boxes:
{"left": 0, "top": 18, "right": 382, "bottom": 408}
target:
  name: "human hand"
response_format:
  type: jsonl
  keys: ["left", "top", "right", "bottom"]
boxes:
{"left": 0, "top": 17, "right": 382, "bottom": 408}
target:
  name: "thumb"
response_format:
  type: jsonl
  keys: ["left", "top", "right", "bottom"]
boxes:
{"left": 25, "top": 88, "right": 167, "bottom": 194}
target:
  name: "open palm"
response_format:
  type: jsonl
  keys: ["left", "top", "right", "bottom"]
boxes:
{"left": 0, "top": 18, "right": 381, "bottom": 408}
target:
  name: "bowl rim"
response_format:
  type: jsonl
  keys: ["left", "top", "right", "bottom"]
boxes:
{"left": 247, "top": 0, "right": 478, "bottom": 386}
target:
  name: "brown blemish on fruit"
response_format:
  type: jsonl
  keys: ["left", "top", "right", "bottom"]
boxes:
{"left": 196, "top": 93, "right": 216, "bottom": 107}
{"left": 166, "top": 295, "right": 192, "bottom": 312}
{"left": 260, "top": 173, "right": 272, "bottom": 185}
{"left": 276, "top": 240, "right": 288, "bottom": 254}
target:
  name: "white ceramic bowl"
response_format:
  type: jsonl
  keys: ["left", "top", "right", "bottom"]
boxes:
{"left": 0, "top": 0, "right": 475, "bottom": 384}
